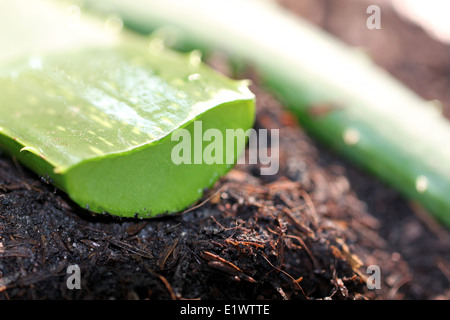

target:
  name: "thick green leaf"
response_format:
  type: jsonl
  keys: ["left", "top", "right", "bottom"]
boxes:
{"left": 0, "top": 0, "right": 255, "bottom": 217}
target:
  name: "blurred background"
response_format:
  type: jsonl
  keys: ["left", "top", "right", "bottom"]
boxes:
{"left": 278, "top": 0, "right": 450, "bottom": 119}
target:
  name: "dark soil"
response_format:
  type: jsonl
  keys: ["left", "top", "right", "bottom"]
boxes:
{"left": 0, "top": 0, "right": 449, "bottom": 300}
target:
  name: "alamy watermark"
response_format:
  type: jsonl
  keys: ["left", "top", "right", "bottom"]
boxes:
{"left": 367, "top": 5, "right": 381, "bottom": 29}
{"left": 170, "top": 121, "right": 279, "bottom": 176}
{"left": 366, "top": 265, "right": 381, "bottom": 290}
{"left": 66, "top": 264, "right": 81, "bottom": 290}
{"left": 63, "top": 263, "right": 381, "bottom": 291}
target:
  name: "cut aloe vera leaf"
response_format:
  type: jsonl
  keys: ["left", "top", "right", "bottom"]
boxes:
{"left": 77, "top": 0, "right": 450, "bottom": 227}
{"left": 0, "top": 0, "right": 255, "bottom": 218}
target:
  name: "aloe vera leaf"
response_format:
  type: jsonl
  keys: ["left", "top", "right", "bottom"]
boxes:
{"left": 0, "top": 0, "right": 255, "bottom": 218}
{"left": 77, "top": 0, "right": 450, "bottom": 227}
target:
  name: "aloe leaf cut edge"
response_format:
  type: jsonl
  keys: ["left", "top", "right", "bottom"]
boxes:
{"left": 0, "top": 0, "right": 255, "bottom": 218}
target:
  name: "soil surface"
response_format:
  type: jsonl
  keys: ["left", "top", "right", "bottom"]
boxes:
{"left": 1, "top": 0, "right": 449, "bottom": 300}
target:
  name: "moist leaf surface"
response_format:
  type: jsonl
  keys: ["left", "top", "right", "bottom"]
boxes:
{"left": 0, "top": 44, "right": 253, "bottom": 172}
{"left": 0, "top": 0, "right": 255, "bottom": 217}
